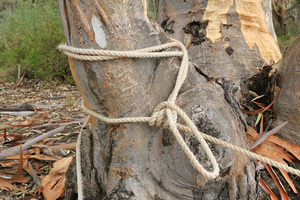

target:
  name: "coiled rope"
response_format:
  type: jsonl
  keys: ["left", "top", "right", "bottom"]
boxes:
{"left": 58, "top": 39, "right": 300, "bottom": 199}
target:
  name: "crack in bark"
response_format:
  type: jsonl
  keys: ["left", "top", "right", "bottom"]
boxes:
{"left": 103, "top": 179, "right": 134, "bottom": 200}
{"left": 215, "top": 77, "right": 248, "bottom": 131}
{"left": 104, "top": 128, "right": 115, "bottom": 176}
{"left": 193, "top": 63, "right": 214, "bottom": 82}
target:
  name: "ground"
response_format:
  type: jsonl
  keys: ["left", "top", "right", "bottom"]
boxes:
{"left": 0, "top": 79, "right": 85, "bottom": 199}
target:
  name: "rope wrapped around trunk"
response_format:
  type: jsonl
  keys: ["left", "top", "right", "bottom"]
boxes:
{"left": 58, "top": 39, "right": 300, "bottom": 200}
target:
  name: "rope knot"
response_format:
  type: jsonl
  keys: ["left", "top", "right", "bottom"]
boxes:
{"left": 149, "top": 101, "right": 220, "bottom": 178}
{"left": 149, "top": 101, "right": 177, "bottom": 129}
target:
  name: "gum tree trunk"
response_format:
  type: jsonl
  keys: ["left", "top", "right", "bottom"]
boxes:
{"left": 57, "top": 0, "right": 281, "bottom": 199}
{"left": 156, "top": 0, "right": 281, "bottom": 102}
{"left": 272, "top": 36, "right": 300, "bottom": 145}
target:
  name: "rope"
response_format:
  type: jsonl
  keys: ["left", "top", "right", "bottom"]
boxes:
{"left": 76, "top": 115, "right": 90, "bottom": 200}
{"left": 81, "top": 100, "right": 300, "bottom": 177}
{"left": 59, "top": 39, "right": 300, "bottom": 198}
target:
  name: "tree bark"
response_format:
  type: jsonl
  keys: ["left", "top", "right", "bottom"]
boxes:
{"left": 57, "top": 0, "right": 283, "bottom": 199}
{"left": 272, "top": 36, "right": 300, "bottom": 145}
{"left": 156, "top": 0, "right": 281, "bottom": 103}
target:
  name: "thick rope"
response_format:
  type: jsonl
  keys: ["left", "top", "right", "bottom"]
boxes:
{"left": 81, "top": 101, "right": 300, "bottom": 177}
{"left": 76, "top": 115, "right": 90, "bottom": 200}
{"left": 59, "top": 39, "right": 300, "bottom": 198}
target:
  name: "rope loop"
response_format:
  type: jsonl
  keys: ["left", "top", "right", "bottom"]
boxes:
{"left": 164, "top": 102, "right": 220, "bottom": 178}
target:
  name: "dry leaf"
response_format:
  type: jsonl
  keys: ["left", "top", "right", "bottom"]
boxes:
{"left": 6, "top": 176, "right": 28, "bottom": 183}
{"left": 267, "top": 135, "right": 300, "bottom": 160}
{"left": 0, "top": 161, "right": 19, "bottom": 167}
{"left": 0, "top": 177, "right": 19, "bottom": 191}
{"left": 10, "top": 73, "right": 25, "bottom": 89}
{"left": 247, "top": 126, "right": 299, "bottom": 162}
{"left": 259, "top": 178, "right": 278, "bottom": 200}
{"left": 4, "top": 111, "right": 48, "bottom": 128}
{"left": 13, "top": 144, "right": 23, "bottom": 178}
{"left": 0, "top": 177, "right": 26, "bottom": 191}
{"left": 22, "top": 159, "right": 33, "bottom": 177}
{"left": 0, "top": 134, "right": 20, "bottom": 143}
{"left": 42, "top": 156, "right": 73, "bottom": 200}
{"left": 279, "top": 169, "right": 298, "bottom": 193}
{"left": 264, "top": 163, "right": 289, "bottom": 200}
{"left": 5, "top": 119, "right": 44, "bottom": 128}
{"left": 28, "top": 161, "right": 42, "bottom": 188}
{"left": 247, "top": 126, "right": 299, "bottom": 195}
{"left": 253, "top": 142, "right": 293, "bottom": 164}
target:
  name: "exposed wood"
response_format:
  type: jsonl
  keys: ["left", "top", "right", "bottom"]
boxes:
{"left": 156, "top": 0, "right": 281, "bottom": 102}
{"left": 202, "top": 0, "right": 233, "bottom": 43}
{"left": 236, "top": 0, "right": 281, "bottom": 64}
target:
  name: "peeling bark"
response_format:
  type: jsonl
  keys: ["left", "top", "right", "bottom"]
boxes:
{"left": 156, "top": 0, "right": 281, "bottom": 104}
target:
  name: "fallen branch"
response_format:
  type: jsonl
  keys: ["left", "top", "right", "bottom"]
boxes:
{"left": 0, "top": 127, "right": 65, "bottom": 160}
{"left": 34, "top": 104, "right": 67, "bottom": 109}
{"left": 30, "top": 119, "right": 85, "bottom": 129}
{"left": 28, "top": 161, "right": 43, "bottom": 188}
{"left": 0, "top": 104, "right": 35, "bottom": 112}
{"left": 23, "top": 96, "right": 68, "bottom": 104}
{"left": 32, "top": 143, "right": 77, "bottom": 151}
{"left": 0, "top": 111, "right": 36, "bottom": 117}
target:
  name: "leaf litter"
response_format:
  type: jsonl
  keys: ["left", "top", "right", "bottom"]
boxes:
{"left": 0, "top": 80, "right": 86, "bottom": 199}
{"left": 247, "top": 126, "right": 300, "bottom": 199}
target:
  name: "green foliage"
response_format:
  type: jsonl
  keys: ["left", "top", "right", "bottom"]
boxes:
{"left": 273, "top": 1, "right": 300, "bottom": 52}
{"left": 148, "top": 0, "right": 156, "bottom": 19}
{"left": 66, "top": 97, "right": 76, "bottom": 107}
{"left": 0, "top": 0, "right": 17, "bottom": 19}
{"left": 274, "top": 16, "right": 300, "bottom": 52}
{"left": 0, "top": 0, "right": 71, "bottom": 82}
{"left": 277, "top": 33, "right": 299, "bottom": 51}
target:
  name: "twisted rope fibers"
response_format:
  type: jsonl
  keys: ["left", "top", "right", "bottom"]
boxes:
{"left": 58, "top": 39, "right": 300, "bottom": 199}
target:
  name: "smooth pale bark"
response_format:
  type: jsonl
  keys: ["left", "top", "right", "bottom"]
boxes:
{"left": 54, "top": 0, "right": 288, "bottom": 199}
{"left": 272, "top": 36, "right": 300, "bottom": 145}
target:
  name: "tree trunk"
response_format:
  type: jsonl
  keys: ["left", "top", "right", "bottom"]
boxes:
{"left": 57, "top": 0, "right": 282, "bottom": 199}
{"left": 272, "top": 36, "right": 300, "bottom": 145}
{"left": 156, "top": 0, "right": 281, "bottom": 103}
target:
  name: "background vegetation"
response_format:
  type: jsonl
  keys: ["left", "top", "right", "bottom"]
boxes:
{"left": 272, "top": 0, "right": 300, "bottom": 52}
{"left": 0, "top": 0, "right": 70, "bottom": 82}
{"left": 0, "top": 0, "right": 299, "bottom": 83}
